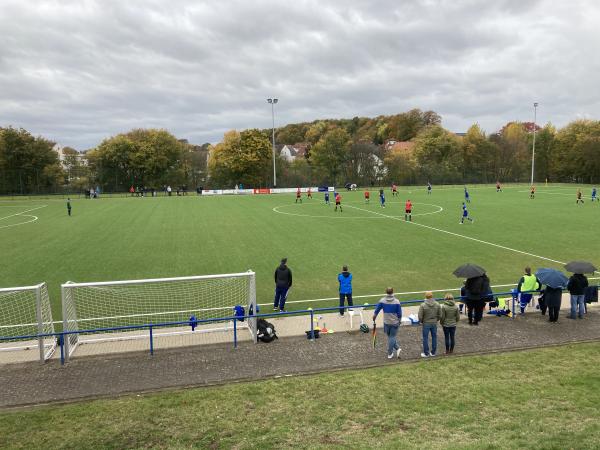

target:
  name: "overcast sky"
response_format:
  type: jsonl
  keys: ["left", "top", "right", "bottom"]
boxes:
{"left": 1, "top": 0, "right": 599, "bottom": 149}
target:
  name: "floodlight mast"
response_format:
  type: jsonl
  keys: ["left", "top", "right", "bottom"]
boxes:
{"left": 267, "top": 98, "right": 278, "bottom": 187}
{"left": 531, "top": 102, "right": 538, "bottom": 186}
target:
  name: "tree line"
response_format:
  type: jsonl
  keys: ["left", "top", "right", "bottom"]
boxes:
{"left": 1, "top": 111, "right": 599, "bottom": 194}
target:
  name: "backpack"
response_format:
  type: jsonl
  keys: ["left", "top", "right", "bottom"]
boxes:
{"left": 257, "top": 318, "right": 278, "bottom": 343}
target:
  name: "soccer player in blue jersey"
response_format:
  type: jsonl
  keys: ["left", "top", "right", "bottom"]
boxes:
{"left": 460, "top": 203, "right": 473, "bottom": 224}
{"left": 591, "top": 187, "right": 597, "bottom": 202}
{"left": 324, "top": 191, "right": 330, "bottom": 205}
{"left": 379, "top": 188, "right": 386, "bottom": 208}
{"left": 464, "top": 186, "right": 471, "bottom": 203}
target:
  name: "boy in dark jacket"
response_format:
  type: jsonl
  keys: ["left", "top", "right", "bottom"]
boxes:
{"left": 273, "top": 258, "right": 292, "bottom": 312}
{"left": 337, "top": 265, "right": 353, "bottom": 316}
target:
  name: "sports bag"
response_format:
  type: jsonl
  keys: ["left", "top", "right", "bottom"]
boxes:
{"left": 257, "top": 318, "right": 278, "bottom": 343}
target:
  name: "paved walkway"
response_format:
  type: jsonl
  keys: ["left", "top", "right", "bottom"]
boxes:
{"left": 1, "top": 305, "right": 598, "bottom": 409}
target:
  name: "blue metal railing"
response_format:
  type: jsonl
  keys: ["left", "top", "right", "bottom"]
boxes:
{"left": 0, "top": 289, "right": 542, "bottom": 365}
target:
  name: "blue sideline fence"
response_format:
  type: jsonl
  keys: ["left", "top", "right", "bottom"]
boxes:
{"left": 0, "top": 289, "right": 546, "bottom": 365}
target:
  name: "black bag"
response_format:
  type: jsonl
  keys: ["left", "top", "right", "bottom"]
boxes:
{"left": 257, "top": 318, "right": 278, "bottom": 343}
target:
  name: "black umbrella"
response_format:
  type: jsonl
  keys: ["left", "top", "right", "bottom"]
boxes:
{"left": 564, "top": 261, "right": 597, "bottom": 274}
{"left": 453, "top": 263, "right": 486, "bottom": 279}
{"left": 535, "top": 268, "right": 569, "bottom": 289}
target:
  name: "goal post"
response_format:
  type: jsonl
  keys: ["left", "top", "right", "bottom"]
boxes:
{"left": 62, "top": 271, "right": 257, "bottom": 359}
{"left": 0, "top": 283, "right": 57, "bottom": 363}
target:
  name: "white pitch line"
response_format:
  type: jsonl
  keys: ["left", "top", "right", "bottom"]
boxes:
{"left": 0, "top": 214, "right": 38, "bottom": 229}
{"left": 345, "top": 204, "right": 567, "bottom": 266}
{"left": 0, "top": 205, "right": 47, "bottom": 221}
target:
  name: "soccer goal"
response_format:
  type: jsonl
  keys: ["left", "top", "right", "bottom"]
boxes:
{"left": 61, "top": 271, "right": 257, "bottom": 359}
{"left": 0, "top": 283, "right": 57, "bottom": 363}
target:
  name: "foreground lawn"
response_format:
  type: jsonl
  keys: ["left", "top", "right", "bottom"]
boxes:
{"left": 1, "top": 342, "right": 599, "bottom": 449}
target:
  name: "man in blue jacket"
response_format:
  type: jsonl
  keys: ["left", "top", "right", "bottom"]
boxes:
{"left": 373, "top": 287, "right": 403, "bottom": 359}
{"left": 338, "top": 265, "right": 353, "bottom": 316}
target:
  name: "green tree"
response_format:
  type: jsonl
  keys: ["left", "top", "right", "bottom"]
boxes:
{"left": 0, "top": 126, "right": 62, "bottom": 194}
{"left": 345, "top": 141, "right": 381, "bottom": 184}
{"left": 552, "top": 120, "right": 600, "bottom": 183}
{"left": 310, "top": 128, "right": 351, "bottom": 185}
{"left": 533, "top": 124, "right": 556, "bottom": 182}
{"left": 89, "top": 129, "right": 186, "bottom": 191}
{"left": 208, "top": 129, "right": 272, "bottom": 187}
{"left": 413, "top": 125, "right": 462, "bottom": 183}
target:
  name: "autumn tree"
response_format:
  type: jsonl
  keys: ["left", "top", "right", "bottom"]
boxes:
{"left": 309, "top": 128, "right": 351, "bottom": 185}
{"left": 208, "top": 129, "right": 272, "bottom": 187}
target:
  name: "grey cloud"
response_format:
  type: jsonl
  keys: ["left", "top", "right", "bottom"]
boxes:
{"left": 1, "top": 0, "right": 599, "bottom": 149}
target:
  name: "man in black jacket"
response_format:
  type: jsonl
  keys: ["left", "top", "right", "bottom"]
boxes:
{"left": 274, "top": 258, "right": 293, "bottom": 312}
{"left": 465, "top": 274, "right": 490, "bottom": 325}
{"left": 567, "top": 273, "right": 588, "bottom": 319}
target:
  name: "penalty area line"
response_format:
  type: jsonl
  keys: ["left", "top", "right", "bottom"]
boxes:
{"left": 345, "top": 204, "right": 567, "bottom": 266}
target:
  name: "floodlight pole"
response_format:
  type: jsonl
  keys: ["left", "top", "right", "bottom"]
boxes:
{"left": 530, "top": 102, "right": 538, "bottom": 186}
{"left": 267, "top": 98, "right": 278, "bottom": 187}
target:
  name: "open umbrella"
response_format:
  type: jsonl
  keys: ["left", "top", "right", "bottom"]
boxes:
{"left": 564, "top": 261, "right": 597, "bottom": 274}
{"left": 453, "top": 263, "right": 486, "bottom": 279}
{"left": 535, "top": 268, "right": 569, "bottom": 289}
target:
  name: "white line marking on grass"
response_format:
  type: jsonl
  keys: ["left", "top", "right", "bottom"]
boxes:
{"left": 517, "top": 190, "right": 578, "bottom": 197}
{"left": 0, "top": 214, "right": 39, "bottom": 229}
{"left": 272, "top": 202, "right": 443, "bottom": 219}
{"left": 345, "top": 204, "right": 567, "bottom": 266}
{"left": 0, "top": 205, "right": 47, "bottom": 221}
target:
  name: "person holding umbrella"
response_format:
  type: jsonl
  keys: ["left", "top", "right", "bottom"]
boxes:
{"left": 565, "top": 261, "right": 596, "bottom": 319}
{"left": 535, "top": 268, "right": 569, "bottom": 323}
{"left": 452, "top": 264, "right": 488, "bottom": 325}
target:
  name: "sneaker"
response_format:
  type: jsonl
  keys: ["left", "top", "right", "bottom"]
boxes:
{"left": 279, "top": 309, "right": 286, "bottom": 313}
{"left": 388, "top": 353, "right": 394, "bottom": 359}
{"left": 420, "top": 353, "right": 429, "bottom": 358}
{"left": 396, "top": 348, "right": 402, "bottom": 358}
{"left": 430, "top": 353, "right": 436, "bottom": 357}
{"left": 273, "top": 307, "right": 279, "bottom": 311}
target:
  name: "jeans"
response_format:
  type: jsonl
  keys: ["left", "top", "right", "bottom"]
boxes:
{"left": 570, "top": 294, "right": 585, "bottom": 318}
{"left": 422, "top": 323, "right": 437, "bottom": 355}
{"left": 383, "top": 324, "right": 400, "bottom": 355}
{"left": 339, "top": 293, "right": 353, "bottom": 315}
{"left": 273, "top": 286, "right": 289, "bottom": 310}
{"left": 443, "top": 326, "right": 456, "bottom": 352}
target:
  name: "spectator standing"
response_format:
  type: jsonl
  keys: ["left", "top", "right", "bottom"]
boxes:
{"left": 372, "top": 287, "right": 402, "bottom": 359}
{"left": 545, "top": 286, "right": 563, "bottom": 322}
{"left": 517, "top": 267, "right": 541, "bottom": 314}
{"left": 440, "top": 293, "right": 460, "bottom": 354}
{"left": 465, "top": 273, "right": 490, "bottom": 325}
{"left": 567, "top": 273, "right": 588, "bottom": 319}
{"left": 419, "top": 291, "right": 441, "bottom": 357}
{"left": 273, "top": 258, "right": 292, "bottom": 312}
{"left": 337, "top": 265, "right": 353, "bottom": 316}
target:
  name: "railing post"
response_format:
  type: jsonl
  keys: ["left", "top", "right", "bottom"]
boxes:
{"left": 60, "top": 333, "right": 65, "bottom": 365}
{"left": 149, "top": 325, "right": 154, "bottom": 356}
{"left": 233, "top": 318, "right": 238, "bottom": 349}
{"left": 310, "top": 309, "right": 315, "bottom": 340}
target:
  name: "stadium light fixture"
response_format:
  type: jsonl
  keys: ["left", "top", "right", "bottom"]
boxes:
{"left": 267, "top": 98, "right": 278, "bottom": 187}
{"left": 531, "top": 102, "right": 539, "bottom": 186}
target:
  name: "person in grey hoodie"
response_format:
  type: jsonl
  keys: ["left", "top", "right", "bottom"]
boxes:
{"left": 372, "top": 287, "right": 402, "bottom": 359}
{"left": 440, "top": 293, "right": 460, "bottom": 354}
{"left": 418, "top": 291, "right": 441, "bottom": 357}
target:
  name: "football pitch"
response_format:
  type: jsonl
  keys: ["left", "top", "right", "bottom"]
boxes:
{"left": 1, "top": 184, "right": 599, "bottom": 321}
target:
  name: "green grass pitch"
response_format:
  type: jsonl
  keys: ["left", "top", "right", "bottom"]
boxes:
{"left": 1, "top": 184, "right": 599, "bottom": 321}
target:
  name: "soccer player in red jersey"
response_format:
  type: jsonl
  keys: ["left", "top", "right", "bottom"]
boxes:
{"left": 405, "top": 199, "right": 412, "bottom": 221}
{"left": 335, "top": 193, "right": 342, "bottom": 212}
{"left": 530, "top": 185, "right": 535, "bottom": 199}
{"left": 296, "top": 188, "right": 302, "bottom": 203}
{"left": 364, "top": 189, "right": 370, "bottom": 203}
{"left": 307, "top": 187, "right": 312, "bottom": 199}
{"left": 496, "top": 181, "right": 502, "bottom": 192}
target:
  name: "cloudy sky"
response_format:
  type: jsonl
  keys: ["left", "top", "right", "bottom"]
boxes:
{"left": 1, "top": 0, "right": 599, "bottom": 149}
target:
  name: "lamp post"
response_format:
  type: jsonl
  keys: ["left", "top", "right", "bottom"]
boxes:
{"left": 530, "top": 102, "right": 538, "bottom": 186}
{"left": 267, "top": 98, "right": 278, "bottom": 187}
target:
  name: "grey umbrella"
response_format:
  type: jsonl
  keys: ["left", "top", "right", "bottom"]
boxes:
{"left": 453, "top": 263, "right": 486, "bottom": 279}
{"left": 564, "top": 261, "right": 597, "bottom": 274}
{"left": 535, "top": 268, "right": 569, "bottom": 289}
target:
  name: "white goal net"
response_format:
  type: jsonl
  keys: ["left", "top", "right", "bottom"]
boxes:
{"left": 0, "top": 283, "right": 57, "bottom": 363}
{"left": 62, "top": 271, "right": 257, "bottom": 359}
